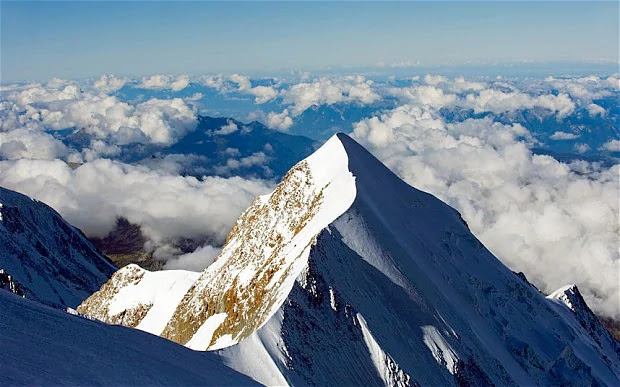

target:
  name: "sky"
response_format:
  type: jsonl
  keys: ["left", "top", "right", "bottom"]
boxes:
{"left": 1, "top": 1, "right": 618, "bottom": 82}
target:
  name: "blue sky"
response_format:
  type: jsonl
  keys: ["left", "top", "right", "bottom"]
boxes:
{"left": 1, "top": 1, "right": 618, "bottom": 82}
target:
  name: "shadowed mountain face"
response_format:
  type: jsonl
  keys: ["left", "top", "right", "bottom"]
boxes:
{"left": 79, "top": 134, "right": 619, "bottom": 386}
{"left": 88, "top": 218, "right": 163, "bottom": 271}
{"left": 160, "top": 116, "right": 317, "bottom": 178}
{"left": 0, "top": 291, "right": 259, "bottom": 386}
{"left": 0, "top": 187, "right": 116, "bottom": 308}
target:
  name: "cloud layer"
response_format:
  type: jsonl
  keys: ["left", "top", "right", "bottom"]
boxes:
{"left": 0, "top": 158, "right": 272, "bottom": 270}
{"left": 1, "top": 72, "right": 618, "bottom": 316}
{"left": 1, "top": 82, "right": 198, "bottom": 146}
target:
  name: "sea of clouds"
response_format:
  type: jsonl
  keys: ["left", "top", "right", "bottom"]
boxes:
{"left": 0, "top": 72, "right": 618, "bottom": 318}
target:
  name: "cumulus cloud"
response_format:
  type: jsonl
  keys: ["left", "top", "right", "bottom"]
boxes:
{"left": 138, "top": 74, "right": 191, "bottom": 91}
{"left": 202, "top": 74, "right": 279, "bottom": 104}
{"left": 282, "top": 76, "right": 380, "bottom": 114}
{"left": 229, "top": 73, "right": 252, "bottom": 91}
{"left": 352, "top": 105, "right": 619, "bottom": 318}
{"left": 266, "top": 109, "right": 294, "bottom": 131}
{"left": 211, "top": 120, "right": 239, "bottom": 135}
{"left": 1, "top": 82, "right": 198, "bottom": 145}
{"left": 93, "top": 75, "right": 127, "bottom": 93}
{"left": 544, "top": 75, "right": 619, "bottom": 102}
{"left": 423, "top": 74, "right": 448, "bottom": 85}
{"left": 0, "top": 158, "right": 272, "bottom": 267}
{"left": 0, "top": 128, "right": 73, "bottom": 160}
{"left": 388, "top": 79, "right": 576, "bottom": 118}
{"left": 448, "top": 76, "right": 487, "bottom": 93}
{"left": 573, "top": 143, "right": 591, "bottom": 154}
{"left": 462, "top": 89, "right": 575, "bottom": 118}
{"left": 586, "top": 103, "right": 606, "bottom": 117}
{"left": 599, "top": 139, "right": 620, "bottom": 152}
{"left": 550, "top": 131, "right": 580, "bottom": 140}
{"left": 250, "top": 85, "right": 279, "bottom": 104}
{"left": 390, "top": 85, "right": 457, "bottom": 108}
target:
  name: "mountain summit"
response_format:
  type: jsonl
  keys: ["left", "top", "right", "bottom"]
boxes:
{"left": 79, "top": 133, "right": 619, "bottom": 386}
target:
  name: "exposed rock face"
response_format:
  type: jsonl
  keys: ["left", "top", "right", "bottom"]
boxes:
{"left": 77, "top": 265, "right": 148, "bottom": 327}
{"left": 0, "top": 269, "right": 25, "bottom": 297}
{"left": 0, "top": 186, "right": 116, "bottom": 308}
{"left": 160, "top": 147, "right": 355, "bottom": 349}
{"left": 547, "top": 285, "right": 620, "bottom": 367}
{"left": 77, "top": 264, "right": 200, "bottom": 335}
{"left": 79, "top": 134, "right": 620, "bottom": 386}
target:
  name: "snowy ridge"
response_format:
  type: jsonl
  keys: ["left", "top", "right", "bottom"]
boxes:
{"left": 79, "top": 133, "right": 620, "bottom": 386}
{"left": 0, "top": 186, "right": 116, "bottom": 308}
{"left": 78, "top": 264, "right": 200, "bottom": 333}
{"left": 80, "top": 135, "right": 356, "bottom": 349}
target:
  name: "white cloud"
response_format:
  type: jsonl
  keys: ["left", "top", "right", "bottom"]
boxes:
{"left": 170, "top": 75, "right": 190, "bottom": 92}
{"left": 201, "top": 74, "right": 279, "bottom": 104}
{"left": 0, "top": 158, "right": 272, "bottom": 266}
{"left": 390, "top": 85, "right": 457, "bottom": 108}
{"left": 266, "top": 109, "right": 294, "bottom": 131}
{"left": 230, "top": 73, "right": 252, "bottom": 91}
{"left": 0, "top": 128, "right": 72, "bottom": 160}
{"left": 211, "top": 120, "right": 238, "bottom": 135}
{"left": 1, "top": 83, "right": 198, "bottom": 145}
{"left": 463, "top": 89, "right": 575, "bottom": 118}
{"left": 573, "top": 143, "right": 591, "bottom": 154}
{"left": 387, "top": 77, "right": 582, "bottom": 118}
{"left": 352, "top": 105, "right": 619, "bottom": 318}
{"left": 550, "top": 131, "right": 580, "bottom": 140}
{"left": 282, "top": 76, "right": 380, "bottom": 114}
{"left": 423, "top": 74, "right": 448, "bottom": 85}
{"left": 544, "top": 75, "right": 619, "bottom": 102}
{"left": 599, "top": 139, "right": 620, "bottom": 152}
{"left": 448, "top": 77, "right": 487, "bottom": 93}
{"left": 93, "top": 75, "right": 127, "bottom": 93}
{"left": 139, "top": 74, "right": 171, "bottom": 89}
{"left": 249, "top": 85, "right": 278, "bottom": 104}
{"left": 138, "top": 74, "right": 190, "bottom": 91}
{"left": 586, "top": 103, "right": 606, "bottom": 117}
{"left": 164, "top": 245, "right": 221, "bottom": 271}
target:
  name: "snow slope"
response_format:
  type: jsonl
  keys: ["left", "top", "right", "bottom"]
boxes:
{"left": 0, "top": 290, "right": 258, "bottom": 385}
{"left": 0, "top": 186, "right": 116, "bottom": 308}
{"left": 80, "top": 133, "right": 620, "bottom": 386}
{"left": 78, "top": 264, "right": 200, "bottom": 334}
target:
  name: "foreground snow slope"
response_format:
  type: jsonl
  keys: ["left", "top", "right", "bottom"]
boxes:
{"left": 0, "top": 290, "right": 258, "bottom": 385}
{"left": 80, "top": 133, "right": 619, "bottom": 386}
{"left": 0, "top": 186, "right": 116, "bottom": 308}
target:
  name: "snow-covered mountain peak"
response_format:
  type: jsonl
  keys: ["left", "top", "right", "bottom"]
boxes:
{"left": 79, "top": 134, "right": 620, "bottom": 386}
{"left": 549, "top": 284, "right": 582, "bottom": 310}
{"left": 159, "top": 134, "right": 357, "bottom": 350}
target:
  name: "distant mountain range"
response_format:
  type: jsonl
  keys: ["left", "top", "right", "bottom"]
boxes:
{"left": 57, "top": 115, "right": 317, "bottom": 180}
